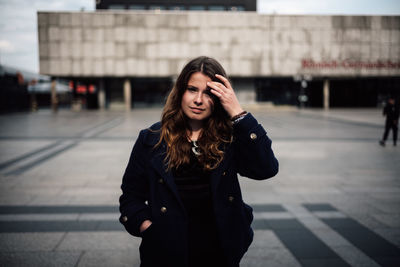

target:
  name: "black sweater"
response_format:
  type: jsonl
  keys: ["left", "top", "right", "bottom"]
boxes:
{"left": 173, "top": 148, "right": 227, "bottom": 267}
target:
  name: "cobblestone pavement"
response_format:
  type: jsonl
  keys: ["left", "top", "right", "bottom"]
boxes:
{"left": 0, "top": 107, "right": 399, "bottom": 267}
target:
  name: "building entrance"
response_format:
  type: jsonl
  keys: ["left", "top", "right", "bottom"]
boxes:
{"left": 330, "top": 77, "right": 400, "bottom": 108}
{"left": 131, "top": 78, "right": 172, "bottom": 107}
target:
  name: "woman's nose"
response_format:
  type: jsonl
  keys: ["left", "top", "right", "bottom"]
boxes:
{"left": 194, "top": 93, "right": 203, "bottom": 105}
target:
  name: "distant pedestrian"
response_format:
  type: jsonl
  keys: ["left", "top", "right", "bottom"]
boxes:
{"left": 379, "top": 96, "right": 399, "bottom": 147}
{"left": 119, "top": 56, "right": 279, "bottom": 267}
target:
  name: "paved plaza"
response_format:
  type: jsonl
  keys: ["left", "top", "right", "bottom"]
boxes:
{"left": 0, "top": 107, "right": 399, "bottom": 266}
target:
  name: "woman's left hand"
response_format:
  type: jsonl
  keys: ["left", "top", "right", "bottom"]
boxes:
{"left": 207, "top": 74, "right": 244, "bottom": 118}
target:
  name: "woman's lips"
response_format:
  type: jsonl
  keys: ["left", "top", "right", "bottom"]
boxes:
{"left": 190, "top": 107, "right": 205, "bottom": 114}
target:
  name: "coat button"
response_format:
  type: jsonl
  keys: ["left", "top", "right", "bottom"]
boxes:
{"left": 228, "top": 196, "right": 234, "bottom": 202}
{"left": 222, "top": 171, "right": 227, "bottom": 176}
{"left": 121, "top": 216, "right": 128, "bottom": 222}
{"left": 160, "top": 207, "right": 167, "bottom": 213}
{"left": 158, "top": 178, "right": 164, "bottom": 184}
{"left": 250, "top": 133, "right": 257, "bottom": 140}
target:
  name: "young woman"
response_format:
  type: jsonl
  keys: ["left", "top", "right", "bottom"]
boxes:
{"left": 119, "top": 56, "right": 279, "bottom": 267}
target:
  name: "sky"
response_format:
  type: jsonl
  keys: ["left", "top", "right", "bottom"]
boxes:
{"left": 0, "top": 0, "right": 399, "bottom": 74}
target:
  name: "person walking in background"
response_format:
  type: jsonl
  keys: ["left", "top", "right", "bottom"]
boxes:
{"left": 119, "top": 56, "right": 279, "bottom": 267}
{"left": 380, "top": 96, "right": 399, "bottom": 147}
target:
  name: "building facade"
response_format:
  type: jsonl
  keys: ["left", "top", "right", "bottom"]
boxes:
{"left": 37, "top": 11, "right": 400, "bottom": 110}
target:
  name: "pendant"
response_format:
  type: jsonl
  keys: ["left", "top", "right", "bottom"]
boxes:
{"left": 191, "top": 141, "right": 201, "bottom": 156}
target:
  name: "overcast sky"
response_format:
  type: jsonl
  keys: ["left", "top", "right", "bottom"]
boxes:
{"left": 0, "top": 0, "right": 399, "bottom": 73}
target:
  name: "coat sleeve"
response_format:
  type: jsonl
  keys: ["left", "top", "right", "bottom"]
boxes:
{"left": 119, "top": 129, "right": 151, "bottom": 237}
{"left": 232, "top": 113, "right": 279, "bottom": 180}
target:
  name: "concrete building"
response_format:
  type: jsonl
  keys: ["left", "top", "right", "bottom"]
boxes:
{"left": 37, "top": 11, "right": 400, "bottom": 110}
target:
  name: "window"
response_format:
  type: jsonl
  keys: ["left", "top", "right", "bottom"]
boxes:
{"left": 229, "top": 6, "right": 245, "bottom": 11}
{"left": 129, "top": 5, "right": 146, "bottom": 10}
{"left": 169, "top": 5, "right": 185, "bottom": 11}
{"left": 109, "top": 5, "right": 125, "bottom": 10}
{"left": 189, "top": 5, "right": 205, "bottom": 11}
{"left": 149, "top": 5, "right": 166, "bottom": 11}
{"left": 209, "top": 6, "right": 225, "bottom": 11}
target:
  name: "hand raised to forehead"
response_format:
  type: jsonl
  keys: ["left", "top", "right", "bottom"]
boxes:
{"left": 207, "top": 74, "right": 244, "bottom": 118}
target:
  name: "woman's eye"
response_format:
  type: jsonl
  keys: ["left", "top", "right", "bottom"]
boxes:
{"left": 187, "top": 87, "right": 197, "bottom": 92}
{"left": 204, "top": 89, "right": 212, "bottom": 97}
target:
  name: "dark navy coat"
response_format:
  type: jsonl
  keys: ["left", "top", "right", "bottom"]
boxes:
{"left": 119, "top": 113, "right": 279, "bottom": 267}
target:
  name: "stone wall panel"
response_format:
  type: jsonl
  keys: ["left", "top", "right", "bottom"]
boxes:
{"left": 82, "top": 59, "right": 93, "bottom": 76}
{"left": 60, "top": 28, "right": 72, "bottom": 42}
{"left": 38, "top": 13, "right": 48, "bottom": 27}
{"left": 115, "top": 43, "right": 126, "bottom": 58}
{"left": 71, "top": 28, "right": 82, "bottom": 42}
{"left": 93, "top": 29, "right": 105, "bottom": 42}
{"left": 93, "top": 59, "right": 104, "bottom": 76}
{"left": 60, "top": 59, "right": 72, "bottom": 74}
{"left": 104, "top": 28, "right": 115, "bottom": 41}
{"left": 70, "top": 13, "right": 82, "bottom": 27}
{"left": 71, "top": 60, "right": 81, "bottom": 75}
{"left": 360, "top": 30, "right": 371, "bottom": 43}
{"left": 390, "top": 46, "right": 400, "bottom": 60}
{"left": 379, "top": 44, "right": 390, "bottom": 59}
{"left": 39, "top": 43, "right": 49, "bottom": 58}
{"left": 82, "top": 43, "right": 94, "bottom": 59}
{"left": 49, "top": 42, "right": 60, "bottom": 58}
{"left": 126, "top": 58, "right": 137, "bottom": 74}
{"left": 81, "top": 13, "right": 93, "bottom": 27}
{"left": 343, "top": 29, "right": 361, "bottom": 43}
{"left": 380, "top": 30, "right": 391, "bottom": 43}
{"left": 71, "top": 43, "right": 82, "bottom": 59}
{"left": 83, "top": 28, "right": 94, "bottom": 42}
{"left": 49, "top": 60, "right": 61, "bottom": 74}
{"left": 114, "top": 59, "right": 127, "bottom": 76}
{"left": 105, "top": 59, "right": 114, "bottom": 75}
{"left": 59, "top": 13, "right": 71, "bottom": 26}
{"left": 360, "top": 45, "right": 370, "bottom": 58}
{"left": 114, "top": 27, "right": 126, "bottom": 42}
{"left": 370, "top": 44, "right": 380, "bottom": 60}
{"left": 39, "top": 27, "right": 48, "bottom": 42}
{"left": 93, "top": 43, "right": 104, "bottom": 59}
{"left": 40, "top": 60, "right": 50, "bottom": 74}
{"left": 59, "top": 42, "right": 71, "bottom": 58}
{"left": 48, "top": 27, "right": 60, "bottom": 41}
{"left": 390, "top": 30, "right": 400, "bottom": 43}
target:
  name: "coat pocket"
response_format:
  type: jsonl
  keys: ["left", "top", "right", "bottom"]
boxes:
{"left": 140, "top": 222, "right": 155, "bottom": 238}
{"left": 139, "top": 222, "right": 159, "bottom": 264}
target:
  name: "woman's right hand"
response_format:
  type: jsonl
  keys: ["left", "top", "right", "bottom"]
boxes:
{"left": 140, "top": 219, "right": 153, "bottom": 233}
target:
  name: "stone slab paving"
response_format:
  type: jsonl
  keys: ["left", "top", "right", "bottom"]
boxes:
{"left": 0, "top": 107, "right": 399, "bottom": 266}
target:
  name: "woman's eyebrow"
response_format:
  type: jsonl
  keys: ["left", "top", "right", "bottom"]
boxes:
{"left": 187, "top": 85, "right": 198, "bottom": 89}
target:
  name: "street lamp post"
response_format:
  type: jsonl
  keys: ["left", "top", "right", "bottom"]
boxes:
{"left": 51, "top": 78, "right": 58, "bottom": 113}
{"left": 293, "top": 74, "right": 312, "bottom": 108}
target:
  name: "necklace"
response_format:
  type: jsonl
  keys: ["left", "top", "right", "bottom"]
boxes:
{"left": 191, "top": 140, "right": 201, "bottom": 156}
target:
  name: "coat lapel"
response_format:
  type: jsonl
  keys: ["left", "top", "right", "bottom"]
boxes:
{"left": 209, "top": 145, "right": 233, "bottom": 197}
{"left": 144, "top": 127, "right": 185, "bottom": 210}
{"left": 149, "top": 144, "right": 185, "bottom": 210}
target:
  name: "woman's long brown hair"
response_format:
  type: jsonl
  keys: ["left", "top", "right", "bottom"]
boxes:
{"left": 156, "top": 56, "right": 233, "bottom": 171}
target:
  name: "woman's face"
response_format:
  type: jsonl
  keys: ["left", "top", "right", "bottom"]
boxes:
{"left": 181, "top": 72, "right": 214, "bottom": 125}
